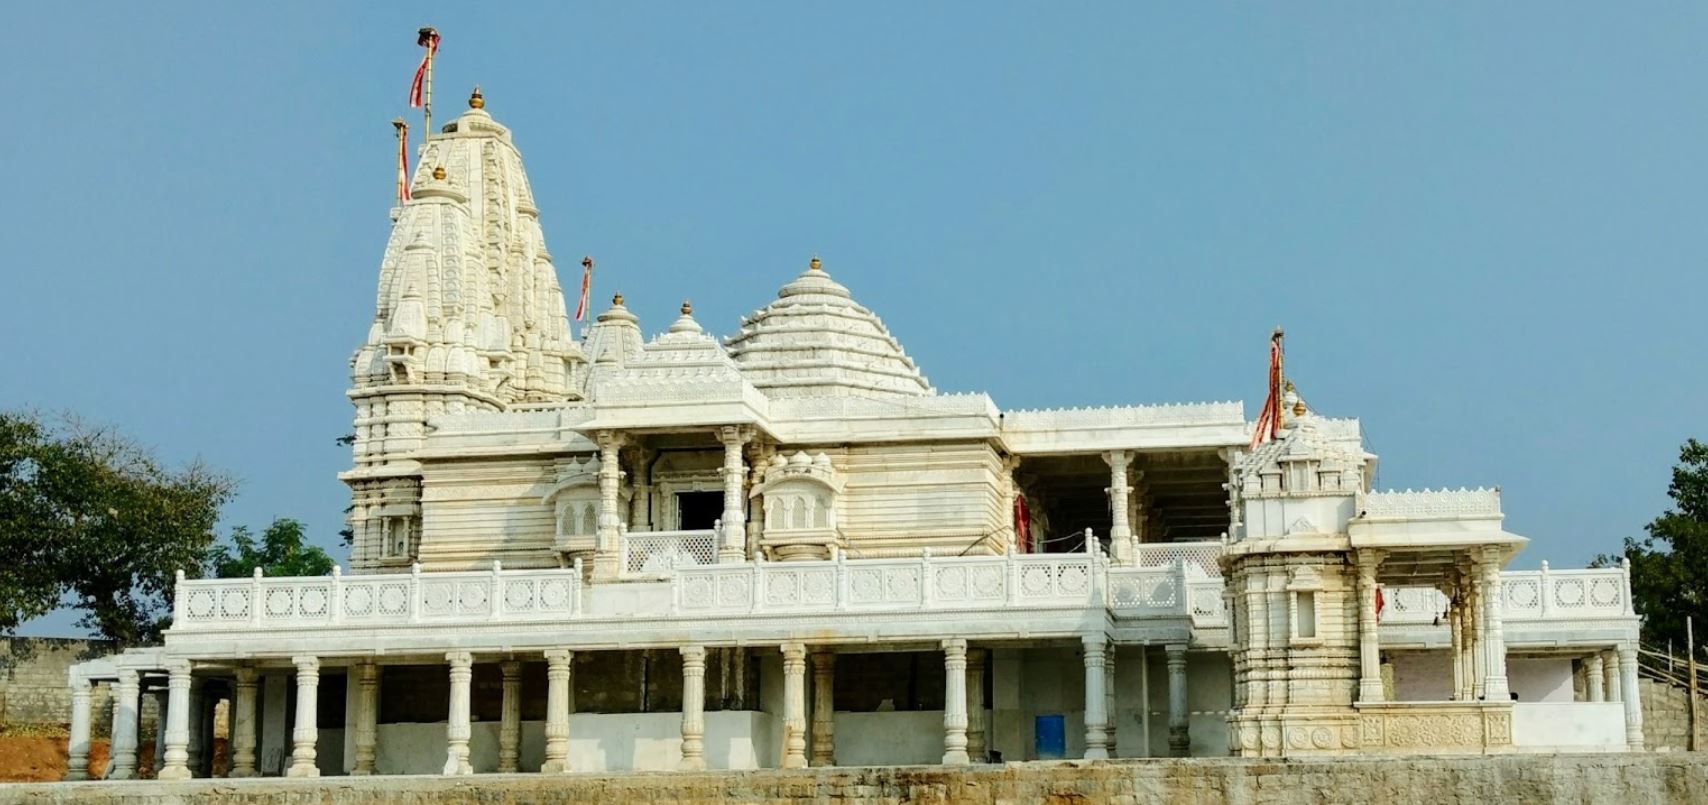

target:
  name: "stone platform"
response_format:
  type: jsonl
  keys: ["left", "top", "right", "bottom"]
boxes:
{"left": 4, "top": 754, "right": 1707, "bottom": 804}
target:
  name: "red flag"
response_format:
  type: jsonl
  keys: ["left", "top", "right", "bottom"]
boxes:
{"left": 1013, "top": 494, "right": 1032, "bottom": 554}
{"left": 393, "top": 120, "right": 411, "bottom": 204}
{"left": 574, "top": 256, "right": 594, "bottom": 321}
{"left": 409, "top": 28, "right": 441, "bottom": 108}
{"left": 1375, "top": 585, "right": 1386, "bottom": 620}
{"left": 1248, "top": 328, "right": 1284, "bottom": 450}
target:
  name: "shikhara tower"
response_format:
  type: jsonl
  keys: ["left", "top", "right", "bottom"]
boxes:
{"left": 62, "top": 81, "right": 1642, "bottom": 784}
{"left": 345, "top": 89, "right": 584, "bottom": 568}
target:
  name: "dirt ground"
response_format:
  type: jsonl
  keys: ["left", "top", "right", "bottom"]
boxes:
{"left": 0, "top": 736, "right": 227, "bottom": 782}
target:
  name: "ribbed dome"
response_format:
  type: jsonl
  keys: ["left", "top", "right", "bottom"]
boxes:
{"left": 725, "top": 259, "right": 932, "bottom": 399}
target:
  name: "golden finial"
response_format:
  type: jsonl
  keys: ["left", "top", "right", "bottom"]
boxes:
{"left": 431, "top": 165, "right": 446, "bottom": 180}
{"left": 469, "top": 85, "right": 485, "bottom": 109}
{"left": 1292, "top": 399, "right": 1308, "bottom": 417}
{"left": 612, "top": 292, "right": 624, "bottom": 306}
{"left": 680, "top": 300, "right": 693, "bottom": 315}
{"left": 809, "top": 255, "right": 822, "bottom": 271}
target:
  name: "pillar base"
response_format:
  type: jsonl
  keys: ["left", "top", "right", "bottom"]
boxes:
{"left": 1358, "top": 681, "right": 1386, "bottom": 703}
{"left": 157, "top": 766, "right": 191, "bottom": 781}
{"left": 540, "top": 759, "right": 571, "bottom": 774}
{"left": 1084, "top": 747, "right": 1110, "bottom": 761}
{"left": 679, "top": 757, "right": 706, "bottom": 772}
{"left": 941, "top": 749, "right": 970, "bottom": 765}
{"left": 285, "top": 764, "right": 319, "bottom": 778}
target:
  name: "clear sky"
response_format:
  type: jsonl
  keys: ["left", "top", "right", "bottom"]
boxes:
{"left": 3, "top": 4, "right": 1703, "bottom": 636}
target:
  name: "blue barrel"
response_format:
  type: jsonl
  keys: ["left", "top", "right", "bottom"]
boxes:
{"left": 1035, "top": 714, "right": 1066, "bottom": 759}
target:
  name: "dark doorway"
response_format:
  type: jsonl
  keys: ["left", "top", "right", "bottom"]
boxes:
{"left": 677, "top": 491, "right": 723, "bottom": 530}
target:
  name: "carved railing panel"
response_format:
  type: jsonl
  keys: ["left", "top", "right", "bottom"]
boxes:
{"left": 174, "top": 565, "right": 581, "bottom": 631}
{"left": 621, "top": 529, "right": 718, "bottom": 576}
{"left": 1133, "top": 541, "right": 1225, "bottom": 578}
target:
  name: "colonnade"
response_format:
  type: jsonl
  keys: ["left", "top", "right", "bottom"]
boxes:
{"left": 71, "top": 636, "right": 1196, "bottom": 780}
{"left": 1357, "top": 547, "right": 1514, "bottom": 705}
{"left": 1581, "top": 647, "right": 1645, "bottom": 750}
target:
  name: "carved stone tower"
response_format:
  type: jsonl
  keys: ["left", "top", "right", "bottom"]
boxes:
{"left": 344, "top": 89, "right": 585, "bottom": 570}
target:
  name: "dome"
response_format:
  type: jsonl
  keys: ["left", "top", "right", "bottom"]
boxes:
{"left": 725, "top": 259, "right": 933, "bottom": 399}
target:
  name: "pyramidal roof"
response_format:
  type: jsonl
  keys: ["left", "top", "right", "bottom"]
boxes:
{"left": 352, "top": 88, "right": 582, "bottom": 404}
{"left": 725, "top": 258, "right": 933, "bottom": 399}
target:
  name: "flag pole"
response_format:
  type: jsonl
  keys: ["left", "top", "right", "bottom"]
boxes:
{"left": 421, "top": 27, "right": 437, "bottom": 141}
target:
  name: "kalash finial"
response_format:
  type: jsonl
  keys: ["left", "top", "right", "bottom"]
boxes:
{"left": 681, "top": 300, "right": 693, "bottom": 315}
{"left": 809, "top": 255, "right": 822, "bottom": 271}
{"left": 612, "top": 292, "right": 624, "bottom": 306}
{"left": 431, "top": 165, "right": 446, "bottom": 180}
{"left": 469, "top": 85, "right": 485, "bottom": 109}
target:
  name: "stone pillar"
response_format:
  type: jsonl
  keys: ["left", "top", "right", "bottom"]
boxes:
{"left": 443, "top": 652, "right": 474, "bottom": 775}
{"left": 1618, "top": 644, "right": 1644, "bottom": 750}
{"left": 185, "top": 676, "right": 205, "bottom": 777}
{"left": 1602, "top": 649, "right": 1621, "bottom": 704}
{"left": 1470, "top": 575, "right": 1487, "bottom": 700}
{"left": 230, "top": 667, "right": 259, "bottom": 777}
{"left": 352, "top": 663, "right": 378, "bottom": 775}
{"left": 499, "top": 660, "right": 522, "bottom": 773}
{"left": 966, "top": 649, "right": 987, "bottom": 762}
{"left": 152, "top": 690, "right": 167, "bottom": 775}
{"left": 718, "top": 426, "right": 751, "bottom": 563}
{"left": 1356, "top": 551, "right": 1385, "bottom": 703}
{"left": 809, "top": 650, "right": 835, "bottom": 766}
{"left": 629, "top": 445, "right": 653, "bottom": 532}
{"left": 1586, "top": 654, "right": 1606, "bottom": 703}
{"left": 1166, "top": 643, "right": 1189, "bottom": 757}
{"left": 1105, "top": 647, "right": 1118, "bottom": 758}
{"left": 942, "top": 639, "right": 970, "bottom": 765}
{"left": 680, "top": 646, "right": 707, "bottom": 771}
{"left": 593, "top": 431, "right": 626, "bottom": 582}
{"left": 65, "top": 677, "right": 92, "bottom": 781}
{"left": 1448, "top": 602, "right": 1465, "bottom": 700}
{"left": 109, "top": 668, "right": 140, "bottom": 780}
{"left": 1082, "top": 635, "right": 1110, "bottom": 760}
{"left": 1481, "top": 549, "right": 1510, "bottom": 701}
{"left": 781, "top": 642, "right": 808, "bottom": 768}
{"left": 542, "top": 650, "right": 574, "bottom": 773}
{"left": 1103, "top": 450, "right": 1136, "bottom": 564}
{"left": 287, "top": 656, "right": 320, "bottom": 778}
{"left": 158, "top": 662, "right": 194, "bottom": 780}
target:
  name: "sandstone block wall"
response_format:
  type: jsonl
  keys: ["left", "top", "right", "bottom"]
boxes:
{"left": 2, "top": 754, "right": 1706, "bottom": 804}
{"left": 0, "top": 639, "right": 110, "bottom": 731}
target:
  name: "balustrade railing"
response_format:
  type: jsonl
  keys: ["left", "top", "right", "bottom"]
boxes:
{"left": 171, "top": 562, "right": 582, "bottom": 632}
{"left": 1132, "top": 541, "right": 1225, "bottom": 578}
{"left": 1381, "top": 563, "right": 1632, "bottom": 625}
{"left": 621, "top": 529, "right": 719, "bottom": 577}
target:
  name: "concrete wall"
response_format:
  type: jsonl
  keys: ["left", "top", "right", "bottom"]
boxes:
{"left": 832, "top": 712, "right": 944, "bottom": 766}
{"left": 1390, "top": 652, "right": 1574, "bottom": 704}
{"left": 11, "top": 754, "right": 1708, "bottom": 804}
{"left": 1511, "top": 702, "right": 1625, "bottom": 750}
{"left": 350, "top": 712, "right": 770, "bottom": 775}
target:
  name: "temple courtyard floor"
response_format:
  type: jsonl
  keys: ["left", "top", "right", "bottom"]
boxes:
{"left": 3, "top": 754, "right": 1708, "bottom": 804}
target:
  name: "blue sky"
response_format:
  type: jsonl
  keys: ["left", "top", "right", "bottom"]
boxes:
{"left": 3, "top": 4, "right": 1703, "bottom": 635}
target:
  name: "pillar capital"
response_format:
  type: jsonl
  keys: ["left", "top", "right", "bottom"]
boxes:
{"left": 544, "top": 648, "right": 575, "bottom": 665}
{"left": 445, "top": 651, "right": 473, "bottom": 668}
{"left": 718, "top": 424, "right": 754, "bottom": 446}
{"left": 681, "top": 644, "right": 707, "bottom": 663}
{"left": 1101, "top": 449, "right": 1133, "bottom": 469}
{"left": 292, "top": 655, "right": 320, "bottom": 675}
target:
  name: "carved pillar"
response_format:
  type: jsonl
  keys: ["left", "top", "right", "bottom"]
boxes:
{"left": 286, "top": 656, "right": 320, "bottom": 778}
{"left": 1470, "top": 571, "right": 1487, "bottom": 700}
{"left": 966, "top": 649, "right": 987, "bottom": 762}
{"left": 185, "top": 676, "right": 205, "bottom": 777}
{"left": 809, "top": 650, "right": 835, "bottom": 766}
{"left": 718, "top": 426, "right": 751, "bottom": 563}
{"left": 1166, "top": 643, "right": 1189, "bottom": 757}
{"left": 1103, "top": 450, "right": 1136, "bottom": 564}
{"left": 1619, "top": 644, "right": 1645, "bottom": 749}
{"left": 1082, "top": 635, "right": 1110, "bottom": 760}
{"left": 498, "top": 661, "right": 522, "bottom": 773}
{"left": 781, "top": 642, "right": 808, "bottom": 768}
{"left": 1481, "top": 548, "right": 1510, "bottom": 701}
{"left": 65, "top": 677, "right": 92, "bottom": 781}
{"left": 158, "top": 662, "right": 194, "bottom": 780}
{"left": 680, "top": 646, "right": 707, "bottom": 771}
{"left": 443, "top": 652, "right": 473, "bottom": 775}
{"left": 1356, "top": 551, "right": 1385, "bottom": 703}
{"left": 1602, "top": 649, "right": 1621, "bottom": 704}
{"left": 942, "top": 639, "right": 970, "bottom": 765}
{"left": 747, "top": 441, "right": 773, "bottom": 555}
{"left": 229, "top": 667, "right": 258, "bottom": 777}
{"left": 542, "top": 650, "right": 574, "bottom": 773}
{"left": 1586, "top": 654, "right": 1606, "bottom": 702}
{"left": 1448, "top": 601, "right": 1465, "bottom": 700}
{"left": 352, "top": 663, "right": 378, "bottom": 775}
{"left": 628, "top": 445, "right": 653, "bottom": 532}
{"left": 109, "top": 668, "right": 140, "bottom": 780}
{"left": 593, "top": 430, "right": 626, "bottom": 582}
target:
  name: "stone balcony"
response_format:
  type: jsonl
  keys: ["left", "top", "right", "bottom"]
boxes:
{"left": 163, "top": 542, "right": 1632, "bottom": 657}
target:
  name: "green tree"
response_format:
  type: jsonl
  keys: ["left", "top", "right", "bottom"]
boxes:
{"left": 1599, "top": 438, "right": 1708, "bottom": 649}
{"left": 0, "top": 411, "right": 232, "bottom": 645}
{"left": 207, "top": 517, "right": 335, "bottom": 578}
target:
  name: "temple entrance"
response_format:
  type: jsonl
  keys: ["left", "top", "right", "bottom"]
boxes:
{"left": 676, "top": 491, "right": 722, "bottom": 530}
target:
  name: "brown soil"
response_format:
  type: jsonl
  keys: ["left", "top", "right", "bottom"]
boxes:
{"left": 0, "top": 736, "right": 109, "bottom": 782}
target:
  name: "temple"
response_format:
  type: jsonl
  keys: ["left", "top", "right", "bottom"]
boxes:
{"left": 65, "top": 89, "right": 1641, "bottom": 780}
